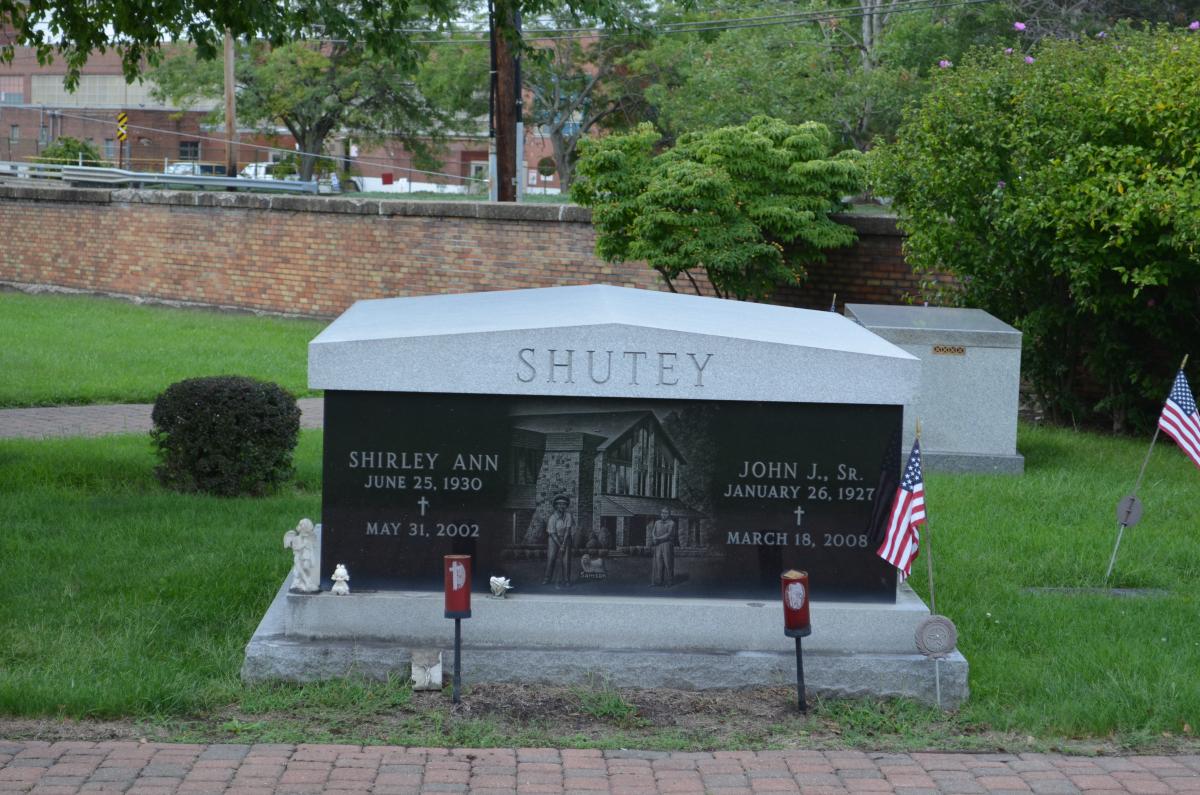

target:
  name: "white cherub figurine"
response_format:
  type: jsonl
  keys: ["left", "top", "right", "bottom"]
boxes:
{"left": 489, "top": 576, "right": 514, "bottom": 598}
{"left": 283, "top": 518, "right": 320, "bottom": 593}
{"left": 331, "top": 563, "right": 351, "bottom": 595}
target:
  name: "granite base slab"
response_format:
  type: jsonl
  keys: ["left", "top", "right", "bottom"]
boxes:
{"left": 242, "top": 578, "right": 969, "bottom": 707}
{"left": 923, "top": 450, "right": 1025, "bottom": 474}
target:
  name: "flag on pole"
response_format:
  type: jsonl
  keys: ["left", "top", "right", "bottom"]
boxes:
{"left": 877, "top": 439, "right": 926, "bottom": 580}
{"left": 1158, "top": 369, "right": 1200, "bottom": 470}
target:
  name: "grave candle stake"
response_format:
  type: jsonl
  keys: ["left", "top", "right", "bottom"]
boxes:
{"left": 444, "top": 555, "right": 472, "bottom": 704}
{"left": 781, "top": 570, "right": 812, "bottom": 713}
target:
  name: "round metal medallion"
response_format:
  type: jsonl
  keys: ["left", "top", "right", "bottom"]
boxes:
{"left": 915, "top": 615, "right": 958, "bottom": 658}
{"left": 1115, "top": 494, "right": 1143, "bottom": 528}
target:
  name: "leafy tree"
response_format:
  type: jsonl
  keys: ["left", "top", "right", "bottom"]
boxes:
{"left": 415, "top": 42, "right": 492, "bottom": 130}
{"left": 571, "top": 116, "right": 864, "bottom": 300}
{"left": 1, "top": 0, "right": 458, "bottom": 89}
{"left": 1004, "top": 0, "right": 1200, "bottom": 40}
{"left": 625, "top": 0, "right": 1011, "bottom": 149}
{"left": 36, "top": 136, "right": 107, "bottom": 165}
{"left": 524, "top": 23, "right": 652, "bottom": 190}
{"left": 873, "top": 25, "right": 1200, "bottom": 431}
{"left": 413, "top": 4, "right": 654, "bottom": 192}
{"left": 152, "top": 41, "right": 450, "bottom": 181}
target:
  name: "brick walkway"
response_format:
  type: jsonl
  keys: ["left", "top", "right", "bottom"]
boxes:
{"left": 0, "top": 399, "right": 325, "bottom": 440}
{"left": 0, "top": 743, "right": 1198, "bottom": 795}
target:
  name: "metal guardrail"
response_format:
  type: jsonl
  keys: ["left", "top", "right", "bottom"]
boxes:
{"left": 0, "top": 161, "right": 66, "bottom": 179}
{"left": 0, "top": 161, "right": 318, "bottom": 194}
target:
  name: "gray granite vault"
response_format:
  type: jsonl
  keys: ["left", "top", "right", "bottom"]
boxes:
{"left": 244, "top": 286, "right": 968, "bottom": 706}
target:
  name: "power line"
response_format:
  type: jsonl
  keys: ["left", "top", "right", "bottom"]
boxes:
{"left": 404, "top": 0, "right": 1001, "bottom": 44}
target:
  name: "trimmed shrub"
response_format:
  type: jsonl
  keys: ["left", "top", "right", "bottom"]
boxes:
{"left": 37, "top": 136, "right": 108, "bottom": 166}
{"left": 151, "top": 376, "right": 301, "bottom": 496}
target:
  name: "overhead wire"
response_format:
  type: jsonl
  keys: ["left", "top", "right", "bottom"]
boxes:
{"left": 402, "top": 0, "right": 1002, "bottom": 44}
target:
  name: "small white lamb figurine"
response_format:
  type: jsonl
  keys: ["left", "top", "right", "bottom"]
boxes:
{"left": 331, "top": 563, "right": 351, "bottom": 595}
{"left": 283, "top": 518, "right": 320, "bottom": 593}
{"left": 489, "top": 576, "right": 514, "bottom": 598}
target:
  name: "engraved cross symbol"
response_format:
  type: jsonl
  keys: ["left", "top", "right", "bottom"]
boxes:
{"left": 793, "top": 505, "right": 805, "bottom": 527}
{"left": 418, "top": 496, "right": 429, "bottom": 516}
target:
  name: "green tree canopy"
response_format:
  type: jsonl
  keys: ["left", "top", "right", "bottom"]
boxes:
{"left": 152, "top": 40, "right": 452, "bottom": 181}
{"left": 622, "top": 0, "right": 1012, "bottom": 149}
{"left": 873, "top": 24, "right": 1200, "bottom": 431}
{"left": 1, "top": 0, "right": 459, "bottom": 88}
{"left": 572, "top": 116, "right": 864, "bottom": 300}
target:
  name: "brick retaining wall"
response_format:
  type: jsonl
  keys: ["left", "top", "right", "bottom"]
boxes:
{"left": 0, "top": 184, "right": 924, "bottom": 317}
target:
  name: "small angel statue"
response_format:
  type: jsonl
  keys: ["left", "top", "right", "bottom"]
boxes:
{"left": 489, "top": 576, "right": 514, "bottom": 598}
{"left": 283, "top": 518, "right": 320, "bottom": 593}
{"left": 331, "top": 564, "right": 351, "bottom": 595}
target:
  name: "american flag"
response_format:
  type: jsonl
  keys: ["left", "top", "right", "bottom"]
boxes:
{"left": 1158, "top": 369, "right": 1200, "bottom": 470}
{"left": 877, "top": 439, "right": 926, "bottom": 580}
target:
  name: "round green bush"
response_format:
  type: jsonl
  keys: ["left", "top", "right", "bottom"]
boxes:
{"left": 151, "top": 376, "right": 301, "bottom": 497}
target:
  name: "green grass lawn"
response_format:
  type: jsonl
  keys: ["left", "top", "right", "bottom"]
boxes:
{"left": 0, "top": 292, "right": 325, "bottom": 407}
{"left": 1, "top": 423, "right": 1197, "bottom": 747}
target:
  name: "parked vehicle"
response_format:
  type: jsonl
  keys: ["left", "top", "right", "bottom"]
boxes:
{"left": 239, "top": 162, "right": 275, "bottom": 179}
{"left": 164, "top": 161, "right": 201, "bottom": 176}
{"left": 163, "top": 162, "right": 227, "bottom": 176}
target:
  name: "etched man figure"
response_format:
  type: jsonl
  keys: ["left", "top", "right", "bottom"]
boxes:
{"left": 648, "top": 507, "right": 677, "bottom": 587}
{"left": 542, "top": 495, "right": 575, "bottom": 587}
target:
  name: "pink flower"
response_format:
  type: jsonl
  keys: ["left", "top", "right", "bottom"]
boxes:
{"left": 1190, "top": 20, "right": 1199, "bottom": 30}
{"left": 938, "top": 59, "right": 953, "bottom": 68}
{"left": 1024, "top": 55, "right": 1035, "bottom": 64}
{"left": 1004, "top": 47, "right": 1013, "bottom": 54}
{"left": 1096, "top": 31, "right": 1107, "bottom": 38}
{"left": 1013, "top": 21, "right": 1027, "bottom": 31}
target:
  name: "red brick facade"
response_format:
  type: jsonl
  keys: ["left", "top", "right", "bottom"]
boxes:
{"left": 0, "top": 184, "right": 927, "bottom": 317}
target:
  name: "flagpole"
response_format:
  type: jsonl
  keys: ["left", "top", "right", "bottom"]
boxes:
{"left": 1104, "top": 354, "right": 1189, "bottom": 583}
{"left": 918, "top": 418, "right": 936, "bottom": 616}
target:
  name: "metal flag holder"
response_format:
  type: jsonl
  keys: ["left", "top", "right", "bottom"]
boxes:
{"left": 911, "top": 420, "right": 958, "bottom": 708}
{"left": 1105, "top": 354, "right": 1188, "bottom": 584}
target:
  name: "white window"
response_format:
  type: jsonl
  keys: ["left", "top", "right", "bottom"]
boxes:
{"left": 29, "top": 75, "right": 215, "bottom": 110}
{"left": 0, "top": 76, "right": 22, "bottom": 105}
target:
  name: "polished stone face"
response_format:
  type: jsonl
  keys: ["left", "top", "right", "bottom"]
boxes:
{"left": 321, "top": 390, "right": 900, "bottom": 602}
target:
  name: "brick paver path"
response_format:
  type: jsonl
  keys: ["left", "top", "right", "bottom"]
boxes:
{"left": 1, "top": 742, "right": 1198, "bottom": 795}
{"left": 0, "top": 399, "right": 324, "bottom": 440}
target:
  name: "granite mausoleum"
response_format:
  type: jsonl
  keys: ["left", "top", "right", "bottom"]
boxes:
{"left": 243, "top": 285, "right": 969, "bottom": 705}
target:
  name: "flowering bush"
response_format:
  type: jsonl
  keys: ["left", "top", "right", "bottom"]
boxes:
{"left": 873, "top": 26, "right": 1200, "bottom": 431}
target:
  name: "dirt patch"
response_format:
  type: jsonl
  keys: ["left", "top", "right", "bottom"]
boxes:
{"left": 1, "top": 684, "right": 1196, "bottom": 756}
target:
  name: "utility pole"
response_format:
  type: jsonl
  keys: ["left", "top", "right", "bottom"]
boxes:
{"left": 492, "top": 0, "right": 519, "bottom": 202}
{"left": 514, "top": 9, "right": 525, "bottom": 202}
{"left": 223, "top": 30, "right": 238, "bottom": 180}
{"left": 487, "top": 0, "right": 498, "bottom": 201}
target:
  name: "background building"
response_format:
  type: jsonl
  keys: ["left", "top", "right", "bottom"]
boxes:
{"left": 0, "top": 44, "right": 562, "bottom": 193}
